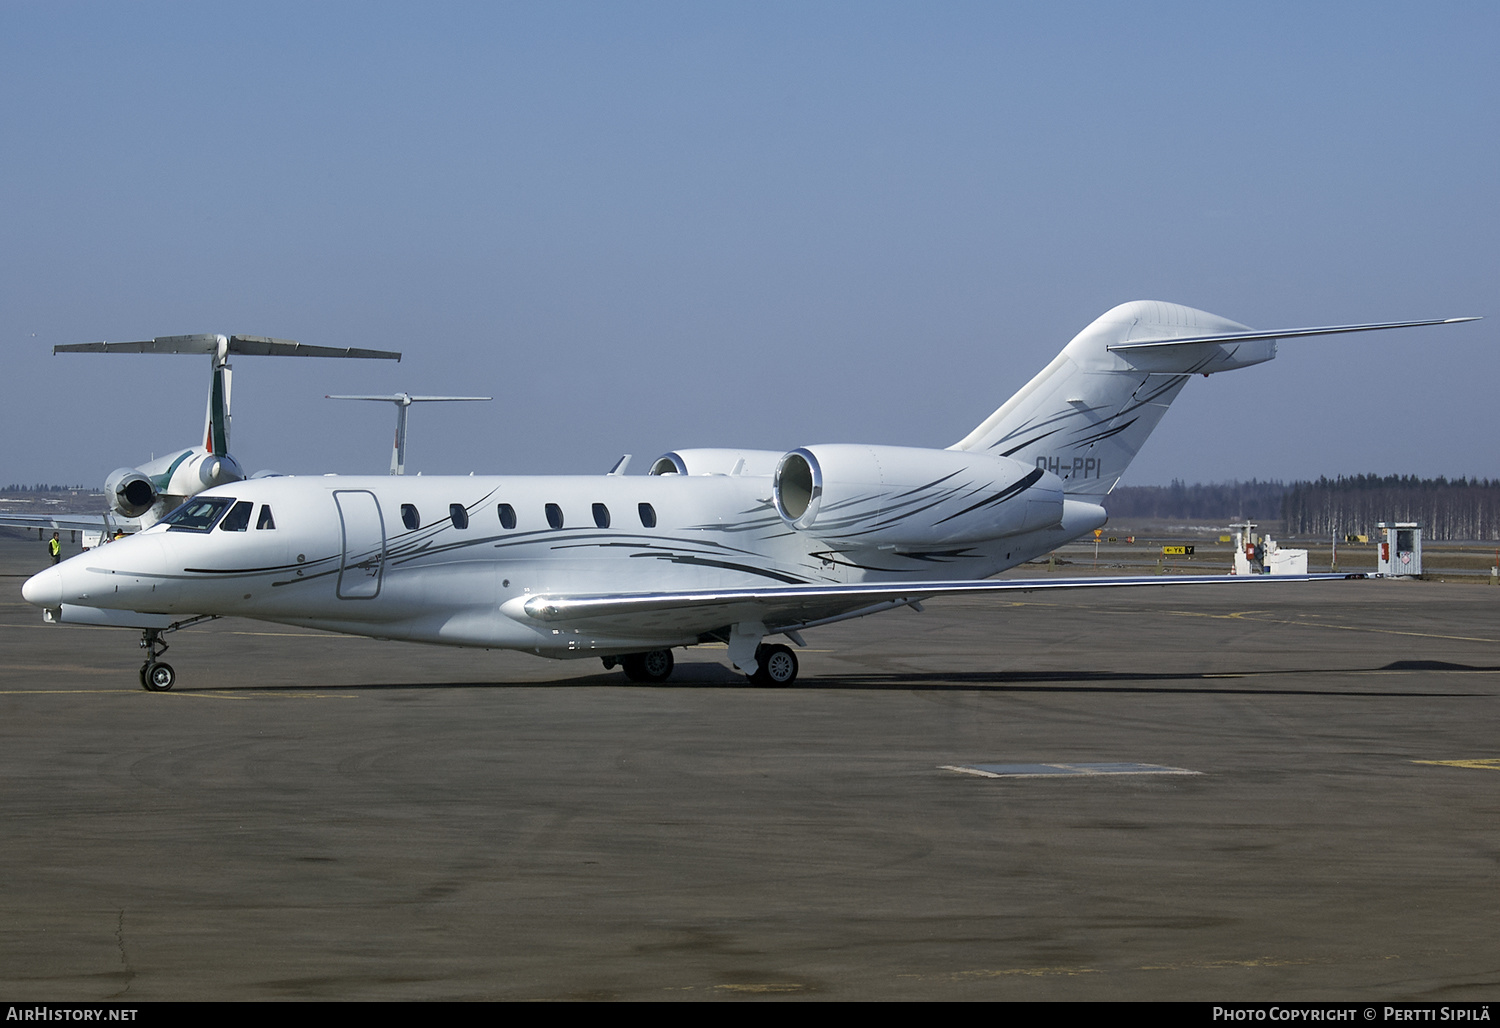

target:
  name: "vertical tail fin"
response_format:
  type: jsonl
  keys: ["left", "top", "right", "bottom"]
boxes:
{"left": 204, "top": 354, "right": 231, "bottom": 456}
{"left": 949, "top": 302, "right": 1477, "bottom": 503}
{"left": 949, "top": 301, "right": 1273, "bottom": 504}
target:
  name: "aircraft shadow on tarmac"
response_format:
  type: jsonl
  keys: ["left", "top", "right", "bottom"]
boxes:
{"left": 171, "top": 659, "right": 1498, "bottom": 696}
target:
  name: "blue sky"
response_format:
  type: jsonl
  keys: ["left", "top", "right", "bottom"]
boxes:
{"left": 3, "top": 2, "right": 1495, "bottom": 487}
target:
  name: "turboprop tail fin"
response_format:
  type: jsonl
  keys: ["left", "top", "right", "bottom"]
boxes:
{"left": 949, "top": 301, "right": 1479, "bottom": 505}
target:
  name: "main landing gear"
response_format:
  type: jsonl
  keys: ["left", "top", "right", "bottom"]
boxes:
{"left": 602, "top": 643, "right": 800, "bottom": 686}
{"left": 138, "top": 628, "right": 175, "bottom": 692}
{"left": 748, "top": 643, "right": 798, "bottom": 687}
{"left": 609, "top": 649, "right": 675, "bottom": 683}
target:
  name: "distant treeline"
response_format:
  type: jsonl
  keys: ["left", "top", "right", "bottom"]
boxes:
{"left": 1107, "top": 476, "right": 1500, "bottom": 540}
{"left": 2, "top": 484, "right": 87, "bottom": 493}
{"left": 1283, "top": 475, "right": 1500, "bottom": 541}
{"left": 1105, "top": 479, "right": 1287, "bottom": 520}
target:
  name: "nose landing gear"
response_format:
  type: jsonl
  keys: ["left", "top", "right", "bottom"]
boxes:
{"left": 131, "top": 615, "right": 216, "bottom": 691}
{"left": 139, "top": 628, "right": 175, "bottom": 692}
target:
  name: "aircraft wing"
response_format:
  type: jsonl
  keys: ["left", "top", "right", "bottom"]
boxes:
{"left": 514, "top": 572, "right": 1358, "bottom": 639}
{"left": 0, "top": 512, "right": 140, "bottom": 534}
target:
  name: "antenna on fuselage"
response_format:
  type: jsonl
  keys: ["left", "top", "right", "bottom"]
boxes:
{"left": 326, "top": 393, "right": 492, "bottom": 475}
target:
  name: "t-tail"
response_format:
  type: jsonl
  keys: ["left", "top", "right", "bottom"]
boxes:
{"left": 949, "top": 300, "right": 1479, "bottom": 505}
{"left": 55, "top": 333, "right": 402, "bottom": 526}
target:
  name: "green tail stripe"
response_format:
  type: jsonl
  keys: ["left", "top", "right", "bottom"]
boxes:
{"left": 149, "top": 450, "right": 196, "bottom": 493}
{"left": 209, "top": 368, "right": 228, "bottom": 454}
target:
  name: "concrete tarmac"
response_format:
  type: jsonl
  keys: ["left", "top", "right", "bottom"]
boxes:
{"left": 1, "top": 534, "right": 1498, "bottom": 1000}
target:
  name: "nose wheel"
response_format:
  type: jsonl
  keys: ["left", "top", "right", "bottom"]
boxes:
{"left": 138, "top": 627, "right": 175, "bottom": 691}
{"left": 139, "top": 661, "right": 176, "bottom": 692}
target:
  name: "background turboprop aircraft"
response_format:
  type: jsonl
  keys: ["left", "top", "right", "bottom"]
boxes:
{"left": 0, "top": 335, "right": 401, "bottom": 537}
{"left": 21, "top": 301, "right": 1480, "bottom": 692}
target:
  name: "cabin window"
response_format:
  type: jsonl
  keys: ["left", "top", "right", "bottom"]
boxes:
{"left": 638, "top": 502, "right": 656, "bottom": 528}
{"left": 450, "top": 503, "right": 469, "bottom": 529}
{"left": 497, "top": 503, "right": 516, "bottom": 530}
{"left": 401, "top": 504, "right": 420, "bottom": 531}
{"left": 218, "top": 500, "right": 254, "bottom": 532}
{"left": 256, "top": 505, "right": 276, "bottom": 530}
{"left": 545, "top": 503, "right": 564, "bottom": 529}
{"left": 592, "top": 503, "right": 610, "bottom": 529}
{"left": 162, "top": 497, "right": 235, "bottom": 532}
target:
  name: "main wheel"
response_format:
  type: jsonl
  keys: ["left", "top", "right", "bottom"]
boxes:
{"left": 749, "top": 644, "right": 798, "bottom": 686}
{"left": 142, "top": 661, "right": 176, "bottom": 692}
{"left": 620, "top": 649, "right": 674, "bottom": 683}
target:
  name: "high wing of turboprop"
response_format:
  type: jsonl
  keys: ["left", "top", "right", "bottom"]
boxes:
{"left": 21, "top": 301, "right": 1479, "bottom": 692}
{"left": 0, "top": 335, "right": 400, "bottom": 538}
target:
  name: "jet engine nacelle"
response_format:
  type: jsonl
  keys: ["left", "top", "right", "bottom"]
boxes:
{"left": 773, "top": 444, "right": 1065, "bottom": 547}
{"left": 104, "top": 467, "right": 157, "bottom": 519}
{"left": 649, "top": 449, "right": 784, "bottom": 477}
{"left": 196, "top": 452, "right": 244, "bottom": 490}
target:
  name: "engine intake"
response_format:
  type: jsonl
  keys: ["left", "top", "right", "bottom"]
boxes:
{"left": 104, "top": 467, "right": 157, "bottom": 519}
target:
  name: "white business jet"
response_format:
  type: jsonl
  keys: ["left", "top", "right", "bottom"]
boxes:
{"left": 0, "top": 334, "right": 400, "bottom": 536}
{"left": 21, "top": 301, "right": 1478, "bottom": 691}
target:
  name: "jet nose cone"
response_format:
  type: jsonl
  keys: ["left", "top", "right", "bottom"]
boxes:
{"left": 22, "top": 566, "right": 64, "bottom": 608}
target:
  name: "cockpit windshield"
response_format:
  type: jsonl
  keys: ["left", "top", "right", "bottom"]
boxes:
{"left": 218, "top": 500, "right": 254, "bottom": 532}
{"left": 160, "top": 497, "right": 236, "bottom": 532}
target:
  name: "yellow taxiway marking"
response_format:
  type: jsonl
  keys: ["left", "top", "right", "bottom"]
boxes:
{"left": 0, "top": 623, "right": 352, "bottom": 639}
{"left": 0, "top": 688, "right": 143, "bottom": 695}
{"left": 1412, "top": 758, "right": 1500, "bottom": 770}
{"left": 692, "top": 641, "right": 833, "bottom": 653}
{"left": 0, "top": 687, "right": 357, "bottom": 699}
{"left": 990, "top": 597, "right": 1494, "bottom": 636}
{"left": 223, "top": 631, "right": 365, "bottom": 638}
{"left": 1175, "top": 609, "right": 1497, "bottom": 644}
{"left": 952, "top": 966, "right": 1102, "bottom": 979}
{"left": 158, "top": 690, "right": 359, "bottom": 700}
{"left": 899, "top": 954, "right": 1337, "bottom": 982}
{"left": 1137, "top": 956, "right": 1324, "bottom": 971}
{"left": 713, "top": 983, "right": 807, "bottom": 993}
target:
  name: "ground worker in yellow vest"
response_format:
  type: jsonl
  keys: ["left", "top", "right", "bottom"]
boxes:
{"left": 49, "top": 532, "right": 61, "bottom": 565}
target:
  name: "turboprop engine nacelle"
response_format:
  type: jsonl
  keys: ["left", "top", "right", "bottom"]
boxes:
{"left": 773, "top": 445, "right": 1065, "bottom": 547}
{"left": 104, "top": 467, "right": 157, "bottom": 519}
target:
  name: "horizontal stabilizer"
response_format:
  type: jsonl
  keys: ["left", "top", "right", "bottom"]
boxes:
{"left": 56, "top": 335, "right": 401, "bottom": 361}
{"left": 1107, "top": 317, "right": 1479, "bottom": 352}
{"left": 326, "top": 394, "right": 491, "bottom": 403}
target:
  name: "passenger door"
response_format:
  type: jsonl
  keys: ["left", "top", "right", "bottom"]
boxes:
{"left": 334, "top": 490, "right": 385, "bottom": 599}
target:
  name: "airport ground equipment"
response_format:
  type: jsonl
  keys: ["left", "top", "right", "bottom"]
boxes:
{"left": 1230, "top": 522, "right": 1308, "bottom": 575}
{"left": 1376, "top": 522, "right": 1423, "bottom": 577}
